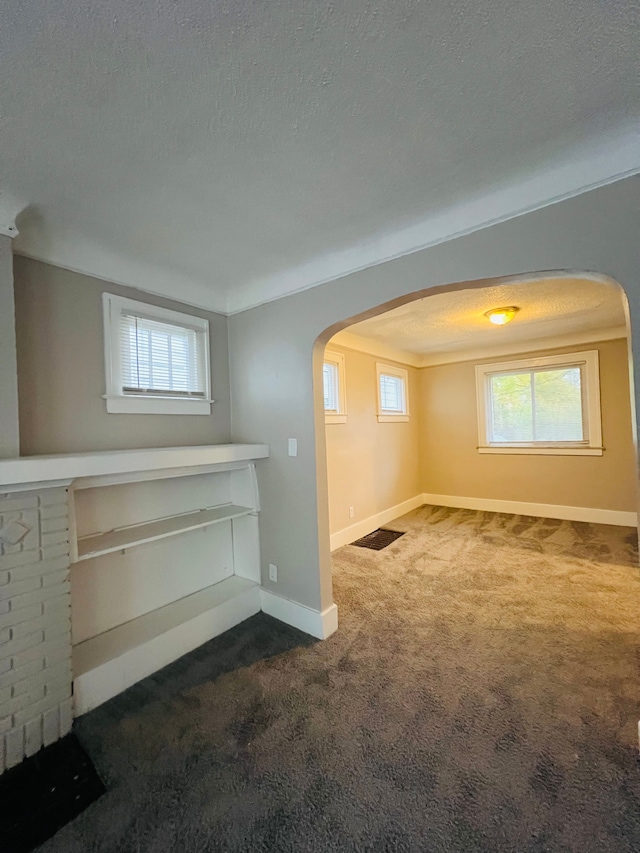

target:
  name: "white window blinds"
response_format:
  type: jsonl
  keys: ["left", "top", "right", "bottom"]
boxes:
{"left": 379, "top": 373, "right": 405, "bottom": 413}
{"left": 489, "top": 366, "right": 585, "bottom": 443}
{"left": 120, "top": 312, "right": 207, "bottom": 397}
{"left": 323, "top": 362, "right": 339, "bottom": 412}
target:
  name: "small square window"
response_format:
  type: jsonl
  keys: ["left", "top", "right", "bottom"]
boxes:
{"left": 376, "top": 363, "right": 409, "bottom": 422}
{"left": 103, "top": 293, "right": 211, "bottom": 415}
{"left": 324, "top": 351, "right": 347, "bottom": 424}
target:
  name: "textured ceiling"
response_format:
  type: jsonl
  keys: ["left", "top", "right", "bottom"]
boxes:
{"left": 1, "top": 1, "right": 638, "bottom": 313}
{"left": 332, "top": 276, "right": 628, "bottom": 361}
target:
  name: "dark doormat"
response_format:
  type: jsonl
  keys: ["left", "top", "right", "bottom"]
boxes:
{"left": 351, "top": 528, "right": 405, "bottom": 550}
{"left": 0, "top": 733, "right": 105, "bottom": 853}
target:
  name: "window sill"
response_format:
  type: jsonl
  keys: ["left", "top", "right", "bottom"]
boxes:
{"left": 478, "top": 446, "right": 603, "bottom": 456}
{"left": 377, "top": 414, "right": 410, "bottom": 423}
{"left": 325, "top": 414, "right": 347, "bottom": 424}
{"left": 104, "top": 395, "right": 212, "bottom": 416}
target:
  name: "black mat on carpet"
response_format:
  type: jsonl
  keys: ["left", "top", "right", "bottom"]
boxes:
{"left": 0, "top": 733, "right": 105, "bottom": 853}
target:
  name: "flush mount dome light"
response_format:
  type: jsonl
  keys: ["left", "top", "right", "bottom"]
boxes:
{"left": 484, "top": 306, "right": 519, "bottom": 326}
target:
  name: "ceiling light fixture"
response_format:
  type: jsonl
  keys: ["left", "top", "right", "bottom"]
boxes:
{"left": 484, "top": 306, "right": 519, "bottom": 326}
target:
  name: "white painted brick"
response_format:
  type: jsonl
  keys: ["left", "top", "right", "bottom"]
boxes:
{"left": 60, "top": 696, "right": 73, "bottom": 736}
{"left": 0, "top": 603, "right": 43, "bottom": 629}
{"left": 42, "top": 570, "right": 70, "bottom": 589}
{"left": 1, "top": 658, "right": 44, "bottom": 690}
{"left": 0, "top": 601, "right": 8, "bottom": 616}
{"left": 11, "top": 644, "right": 46, "bottom": 670}
{"left": 0, "top": 571, "right": 8, "bottom": 586}
{"left": 41, "top": 516, "right": 68, "bottom": 535}
{"left": 39, "top": 504, "right": 68, "bottom": 521}
{"left": 44, "top": 620, "right": 72, "bottom": 642}
{"left": 4, "top": 510, "right": 41, "bottom": 552}
{"left": 0, "top": 495, "right": 39, "bottom": 513}
{"left": 42, "top": 595, "right": 71, "bottom": 618}
{"left": 10, "top": 585, "right": 66, "bottom": 612}
{"left": 24, "top": 716, "right": 43, "bottom": 757}
{"left": 13, "top": 685, "right": 71, "bottom": 728}
{"left": 2, "top": 630, "right": 43, "bottom": 658}
{"left": 0, "top": 658, "right": 11, "bottom": 676}
{"left": 0, "top": 550, "right": 38, "bottom": 571}
{"left": 0, "top": 628, "right": 9, "bottom": 646}
{"left": 44, "top": 645, "right": 71, "bottom": 669}
{"left": 0, "top": 683, "right": 46, "bottom": 719}
{"left": 10, "top": 659, "right": 67, "bottom": 697}
{"left": 1, "top": 543, "right": 22, "bottom": 556}
{"left": 42, "top": 706, "right": 60, "bottom": 746}
{"left": 41, "top": 542, "right": 70, "bottom": 560}
{"left": 39, "top": 489, "right": 69, "bottom": 507}
{"left": 5, "top": 726, "right": 24, "bottom": 769}
{"left": 0, "top": 715, "right": 12, "bottom": 734}
{"left": 10, "top": 554, "right": 69, "bottom": 582}
{"left": 41, "top": 531, "right": 68, "bottom": 548}
{"left": 9, "top": 621, "right": 48, "bottom": 642}
{"left": 0, "top": 684, "right": 11, "bottom": 706}
{"left": 0, "top": 575, "right": 41, "bottom": 600}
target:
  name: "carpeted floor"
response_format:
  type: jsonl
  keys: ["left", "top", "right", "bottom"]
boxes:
{"left": 38, "top": 505, "right": 640, "bottom": 852}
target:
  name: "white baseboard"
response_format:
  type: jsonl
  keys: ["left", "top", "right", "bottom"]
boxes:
{"left": 330, "top": 494, "right": 425, "bottom": 551}
{"left": 421, "top": 493, "right": 637, "bottom": 527}
{"left": 260, "top": 589, "right": 338, "bottom": 639}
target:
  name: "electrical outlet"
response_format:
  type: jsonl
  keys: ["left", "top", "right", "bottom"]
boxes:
{"left": 349, "top": 506, "right": 355, "bottom": 518}
{"left": 269, "top": 563, "right": 278, "bottom": 582}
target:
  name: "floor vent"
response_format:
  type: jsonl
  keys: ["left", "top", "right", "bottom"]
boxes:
{"left": 351, "top": 528, "right": 405, "bottom": 551}
{"left": 0, "top": 733, "right": 105, "bottom": 853}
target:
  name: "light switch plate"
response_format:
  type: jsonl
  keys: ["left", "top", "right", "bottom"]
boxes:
{"left": 288, "top": 438, "right": 298, "bottom": 457}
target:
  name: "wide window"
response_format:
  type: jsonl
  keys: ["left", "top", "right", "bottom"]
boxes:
{"left": 475, "top": 350, "right": 602, "bottom": 455}
{"left": 324, "top": 351, "right": 347, "bottom": 423}
{"left": 376, "top": 363, "right": 409, "bottom": 422}
{"left": 103, "top": 293, "right": 211, "bottom": 415}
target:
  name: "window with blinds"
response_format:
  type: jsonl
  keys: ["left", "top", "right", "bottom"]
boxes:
{"left": 323, "top": 351, "right": 347, "bottom": 422}
{"left": 376, "top": 363, "right": 409, "bottom": 421}
{"left": 488, "top": 366, "right": 584, "bottom": 443}
{"left": 475, "top": 350, "right": 602, "bottom": 455}
{"left": 323, "top": 362, "right": 339, "bottom": 412}
{"left": 120, "top": 313, "right": 206, "bottom": 398}
{"left": 103, "top": 293, "right": 211, "bottom": 415}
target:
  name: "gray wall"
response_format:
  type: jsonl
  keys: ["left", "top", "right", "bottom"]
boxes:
{"left": 0, "top": 236, "right": 19, "bottom": 458}
{"left": 229, "top": 176, "right": 640, "bottom": 613}
{"left": 14, "top": 257, "right": 231, "bottom": 454}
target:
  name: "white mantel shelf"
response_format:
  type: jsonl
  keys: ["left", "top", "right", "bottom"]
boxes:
{"left": 0, "top": 444, "right": 269, "bottom": 491}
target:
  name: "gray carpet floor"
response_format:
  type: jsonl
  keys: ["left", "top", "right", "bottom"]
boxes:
{"left": 39, "top": 506, "right": 640, "bottom": 852}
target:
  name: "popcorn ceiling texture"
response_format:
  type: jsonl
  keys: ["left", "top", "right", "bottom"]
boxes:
{"left": 40, "top": 506, "right": 640, "bottom": 852}
{"left": 0, "top": 488, "right": 73, "bottom": 774}
{"left": 1, "top": 2, "right": 638, "bottom": 311}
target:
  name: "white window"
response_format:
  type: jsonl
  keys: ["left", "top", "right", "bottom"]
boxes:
{"left": 475, "top": 350, "right": 602, "bottom": 455}
{"left": 376, "top": 363, "right": 409, "bottom": 422}
{"left": 323, "top": 351, "right": 347, "bottom": 424}
{"left": 103, "top": 293, "right": 212, "bottom": 415}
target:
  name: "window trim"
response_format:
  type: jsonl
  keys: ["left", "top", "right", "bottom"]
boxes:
{"left": 102, "top": 293, "right": 212, "bottom": 415}
{"left": 324, "top": 350, "right": 347, "bottom": 424}
{"left": 376, "top": 362, "right": 410, "bottom": 422}
{"left": 475, "top": 350, "right": 602, "bottom": 455}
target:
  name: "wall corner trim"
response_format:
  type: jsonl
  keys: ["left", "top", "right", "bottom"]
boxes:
{"left": 260, "top": 590, "right": 338, "bottom": 639}
{"left": 420, "top": 493, "right": 637, "bottom": 527}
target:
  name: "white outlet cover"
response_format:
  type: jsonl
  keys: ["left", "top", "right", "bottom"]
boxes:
{"left": 269, "top": 563, "right": 278, "bottom": 582}
{"left": 0, "top": 518, "right": 32, "bottom": 546}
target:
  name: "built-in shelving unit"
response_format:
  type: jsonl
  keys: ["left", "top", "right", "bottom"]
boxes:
{"left": 0, "top": 444, "right": 269, "bottom": 716}
{"left": 76, "top": 503, "right": 254, "bottom": 561}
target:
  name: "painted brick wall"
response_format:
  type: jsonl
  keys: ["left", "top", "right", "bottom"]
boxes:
{"left": 0, "top": 487, "right": 73, "bottom": 773}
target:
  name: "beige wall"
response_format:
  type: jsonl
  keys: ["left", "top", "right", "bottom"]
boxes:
{"left": 325, "top": 346, "right": 420, "bottom": 535}
{"left": 14, "top": 256, "right": 231, "bottom": 455}
{"left": 0, "top": 236, "right": 19, "bottom": 457}
{"left": 419, "top": 338, "right": 636, "bottom": 512}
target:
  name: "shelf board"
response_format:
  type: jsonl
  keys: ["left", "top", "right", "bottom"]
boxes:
{"left": 76, "top": 503, "right": 253, "bottom": 561}
{"left": 73, "top": 575, "right": 259, "bottom": 678}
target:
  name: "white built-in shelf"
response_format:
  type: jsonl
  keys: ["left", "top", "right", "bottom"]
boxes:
{"left": 0, "top": 443, "right": 269, "bottom": 491}
{"left": 76, "top": 503, "right": 254, "bottom": 561}
{"left": 73, "top": 576, "right": 259, "bottom": 679}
